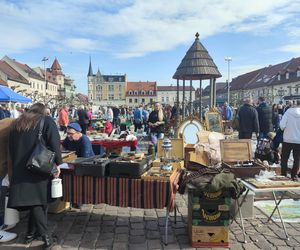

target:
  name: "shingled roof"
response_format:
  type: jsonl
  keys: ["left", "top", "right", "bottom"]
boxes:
{"left": 173, "top": 32, "right": 222, "bottom": 80}
{"left": 0, "top": 61, "right": 29, "bottom": 85}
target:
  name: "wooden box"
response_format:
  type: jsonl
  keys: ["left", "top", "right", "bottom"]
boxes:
{"left": 62, "top": 151, "right": 77, "bottom": 163}
{"left": 220, "top": 139, "right": 265, "bottom": 178}
{"left": 157, "top": 138, "right": 185, "bottom": 159}
{"left": 184, "top": 144, "right": 195, "bottom": 169}
{"left": 141, "top": 160, "right": 183, "bottom": 181}
{"left": 189, "top": 226, "right": 229, "bottom": 247}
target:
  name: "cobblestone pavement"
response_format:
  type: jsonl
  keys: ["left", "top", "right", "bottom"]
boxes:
{"left": 1, "top": 194, "right": 300, "bottom": 250}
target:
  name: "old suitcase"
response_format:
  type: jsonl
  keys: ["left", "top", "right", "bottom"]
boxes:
{"left": 108, "top": 155, "right": 153, "bottom": 178}
{"left": 72, "top": 154, "right": 111, "bottom": 177}
{"left": 220, "top": 139, "right": 266, "bottom": 178}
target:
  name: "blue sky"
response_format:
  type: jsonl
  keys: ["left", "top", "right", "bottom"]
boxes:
{"left": 1, "top": 0, "right": 300, "bottom": 94}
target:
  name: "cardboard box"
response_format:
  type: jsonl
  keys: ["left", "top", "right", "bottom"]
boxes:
{"left": 189, "top": 226, "right": 229, "bottom": 247}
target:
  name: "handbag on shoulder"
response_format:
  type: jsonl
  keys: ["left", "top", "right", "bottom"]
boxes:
{"left": 26, "top": 117, "right": 56, "bottom": 176}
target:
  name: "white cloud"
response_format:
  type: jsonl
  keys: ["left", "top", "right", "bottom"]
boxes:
{"left": 279, "top": 43, "right": 300, "bottom": 55}
{"left": 0, "top": 0, "right": 298, "bottom": 57}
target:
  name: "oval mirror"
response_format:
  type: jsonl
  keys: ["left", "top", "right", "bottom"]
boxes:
{"left": 177, "top": 117, "right": 203, "bottom": 144}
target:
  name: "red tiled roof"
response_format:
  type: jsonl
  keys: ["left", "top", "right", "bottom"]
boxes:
{"left": 76, "top": 93, "right": 89, "bottom": 103}
{"left": 157, "top": 85, "right": 195, "bottom": 91}
{"left": 0, "top": 61, "right": 29, "bottom": 84}
{"left": 51, "top": 58, "right": 62, "bottom": 71}
{"left": 126, "top": 81, "right": 157, "bottom": 96}
{"left": 12, "top": 60, "right": 44, "bottom": 81}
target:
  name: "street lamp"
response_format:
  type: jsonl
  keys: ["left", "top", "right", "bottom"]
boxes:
{"left": 42, "top": 57, "right": 48, "bottom": 97}
{"left": 225, "top": 57, "right": 232, "bottom": 104}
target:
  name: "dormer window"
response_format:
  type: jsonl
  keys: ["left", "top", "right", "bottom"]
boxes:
{"left": 141, "top": 90, "right": 145, "bottom": 95}
{"left": 129, "top": 90, "right": 133, "bottom": 95}
{"left": 278, "top": 75, "right": 281, "bottom": 81}
{"left": 297, "top": 70, "right": 300, "bottom": 77}
{"left": 134, "top": 90, "right": 138, "bottom": 95}
{"left": 149, "top": 90, "right": 153, "bottom": 95}
{"left": 286, "top": 72, "right": 289, "bottom": 79}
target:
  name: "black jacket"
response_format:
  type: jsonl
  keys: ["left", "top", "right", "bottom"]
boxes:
{"left": 148, "top": 110, "right": 164, "bottom": 134}
{"left": 77, "top": 109, "right": 89, "bottom": 125}
{"left": 8, "top": 116, "right": 62, "bottom": 209}
{"left": 238, "top": 104, "right": 259, "bottom": 133}
{"left": 257, "top": 102, "right": 273, "bottom": 133}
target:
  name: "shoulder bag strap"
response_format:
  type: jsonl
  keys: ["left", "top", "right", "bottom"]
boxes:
{"left": 38, "top": 116, "right": 45, "bottom": 141}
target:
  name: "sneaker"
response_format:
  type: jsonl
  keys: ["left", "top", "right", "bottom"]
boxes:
{"left": 0, "top": 230, "right": 17, "bottom": 242}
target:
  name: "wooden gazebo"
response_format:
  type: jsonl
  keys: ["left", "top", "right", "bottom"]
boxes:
{"left": 173, "top": 32, "right": 222, "bottom": 120}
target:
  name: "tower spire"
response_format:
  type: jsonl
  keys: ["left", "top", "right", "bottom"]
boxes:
{"left": 88, "top": 56, "right": 93, "bottom": 76}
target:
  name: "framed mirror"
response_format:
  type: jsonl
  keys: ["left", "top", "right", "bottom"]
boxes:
{"left": 205, "top": 111, "right": 223, "bottom": 133}
{"left": 177, "top": 116, "right": 203, "bottom": 144}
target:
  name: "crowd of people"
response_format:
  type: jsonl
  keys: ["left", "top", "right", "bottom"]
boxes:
{"left": 0, "top": 97, "right": 299, "bottom": 248}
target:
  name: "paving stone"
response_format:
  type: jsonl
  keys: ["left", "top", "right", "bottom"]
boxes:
{"left": 114, "top": 233, "right": 129, "bottom": 242}
{"left": 243, "top": 243, "right": 261, "bottom": 250}
{"left": 116, "top": 226, "right": 129, "bottom": 234}
{"left": 146, "top": 230, "right": 161, "bottom": 239}
{"left": 131, "top": 222, "right": 144, "bottom": 229}
{"left": 163, "top": 243, "right": 181, "bottom": 249}
{"left": 147, "top": 239, "right": 163, "bottom": 249}
{"left": 128, "top": 243, "right": 147, "bottom": 250}
{"left": 116, "top": 218, "right": 129, "bottom": 226}
{"left": 146, "top": 221, "right": 159, "bottom": 230}
{"left": 112, "top": 242, "right": 128, "bottom": 250}
{"left": 130, "top": 229, "right": 145, "bottom": 236}
{"left": 229, "top": 243, "right": 243, "bottom": 250}
{"left": 98, "top": 233, "right": 114, "bottom": 240}
{"left": 129, "top": 217, "right": 144, "bottom": 223}
{"left": 102, "top": 226, "right": 115, "bottom": 233}
{"left": 96, "top": 238, "right": 114, "bottom": 248}
{"left": 129, "top": 235, "right": 146, "bottom": 243}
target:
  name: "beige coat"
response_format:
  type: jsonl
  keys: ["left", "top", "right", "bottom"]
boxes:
{"left": 0, "top": 118, "right": 14, "bottom": 179}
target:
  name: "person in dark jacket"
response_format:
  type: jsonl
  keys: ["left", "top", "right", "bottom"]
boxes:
{"left": 256, "top": 96, "right": 273, "bottom": 139}
{"left": 272, "top": 104, "right": 280, "bottom": 131}
{"left": 238, "top": 98, "right": 259, "bottom": 139}
{"left": 8, "top": 103, "right": 61, "bottom": 249}
{"left": 62, "top": 122, "right": 95, "bottom": 158}
{"left": 112, "top": 106, "right": 120, "bottom": 128}
{"left": 148, "top": 102, "right": 165, "bottom": 145}
{"left": 77, "top": 105, "right": 89, "bottom": 134}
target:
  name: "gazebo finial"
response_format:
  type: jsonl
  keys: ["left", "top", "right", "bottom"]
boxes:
{"left": 195, "top": 32, "right": 199, "bottom": 40}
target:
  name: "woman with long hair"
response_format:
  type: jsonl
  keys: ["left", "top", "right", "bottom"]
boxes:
{"left": 8, "top": 103, "right": 62, "bottom": 249}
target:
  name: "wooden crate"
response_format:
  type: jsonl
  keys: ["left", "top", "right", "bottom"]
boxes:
{"left": 220, "top": 139, "right": 265, "bottom": 178}
{"left": 62, "top": 151, "right": 77, "bottom": 163}
{"left": 157, "top": 138, "right": 185, "bottom": 159}
{"left": 189, "top": 226, "right": 229, "bottom": 247}
{"left": 141, "top": 161, "right": 183, "bottom": 181}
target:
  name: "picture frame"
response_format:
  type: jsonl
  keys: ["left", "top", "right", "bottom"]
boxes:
{"left": 205, "top": 111, "right": 223, "bottom": 133}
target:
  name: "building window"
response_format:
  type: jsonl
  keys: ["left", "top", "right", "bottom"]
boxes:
{"left": 134, "top": 90, "right": 138, "bottom": 95}
{"left": 129, "top": 98, "right": 132, "bottom": 103}
{"left": 141, "top": 90, "right": 145, "bottom": 95}
{"left": 142, "top": 98, "right": 145, "bottom": 103}
{"left": 297, "top": 70, "right": 300, "bottom": 77}
{"left": 278, "top": 75, "right": 281, "bottom": 81}
{"left": 109, "top": 85, "right": 114, "bottom": 91}
{"left": 150, "top": 98, "right": 153, "bottom": 103}
{"left": 149, "top": 90, "right": 153, "bottom": 95}
{"left": 135, "top": 98, "right": 138, "bottom": 103}
{"left": 129, "top": 90, "right": 132, "bottom": 95}
{"left": 162, "top": 97, "right": 164, "bottom": 102}
{"left": 166, "top": 97, "right": 169, "bottom": 102}
{"left": 119, "top": 93, "right": 122, "bottom": 99}
{"left": 109, "top": 77, "right": 113, "bottom": 82}
{"left": 119, "top": 77, "right": 122, "bottom": 82}
{"left": 286, "top": 72, "right": 289, "bottom": 79}
{"left": 108, "top": 93, "right": 114, "bottom": 100}
{"left": 119, "top": 85, "right": 122, "bottom": 91}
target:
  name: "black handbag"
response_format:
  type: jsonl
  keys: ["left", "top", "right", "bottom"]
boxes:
{"left": 26, "top": 117, "right": 56, "bottom": 176}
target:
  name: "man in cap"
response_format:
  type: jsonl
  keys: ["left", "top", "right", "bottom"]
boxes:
{"left": 62, "top": 122, "right": 94, "bottom": 158}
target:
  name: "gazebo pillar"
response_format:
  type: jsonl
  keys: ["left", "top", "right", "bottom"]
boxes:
{"left": 189, "top": 80, "right": 192, "bottom": 115}
{"left": 213, "top": 78, "right": 217, "bottom": 107}
{"left": 199, "top": 79, "right": 202, "bottom": 120}
{"left": 176, "top": 78, "right": 180, "bottom": 126}
{"left": 209, "top": 77, "right": 214, "bottom": 108}
{"left": 182, "top": 79, "right": 185, "bottom": 118}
